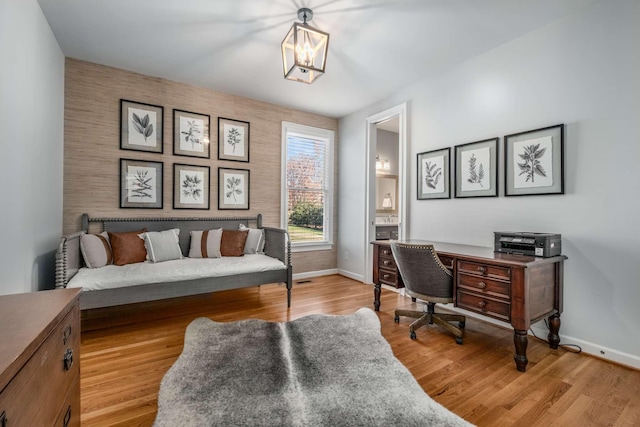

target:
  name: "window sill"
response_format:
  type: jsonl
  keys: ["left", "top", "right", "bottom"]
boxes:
{"left": 291, "top": 243, "right": 334, "bottom": 253}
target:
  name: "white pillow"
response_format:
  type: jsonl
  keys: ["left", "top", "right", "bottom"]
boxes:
{"left": 138, "top": 229, "right": 183, "bottom": 263}
{"left": 239, "top": 224, "right": 265, "bottom": 254}
{"left": 80, "top": 231, "right": 112, "bottom": 268}
{"left": 189, "top": 229, "right": 223, "bottom": 258}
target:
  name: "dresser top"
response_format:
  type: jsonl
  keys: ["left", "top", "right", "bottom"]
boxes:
{"left": 0, "top": 288, "right": 81, "bottom": 392}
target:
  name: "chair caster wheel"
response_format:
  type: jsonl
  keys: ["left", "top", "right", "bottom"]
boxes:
{"left": 459, "top": 321, "right": 466, "bottom": 329}
{"left": 394, "top": 315, "right": 400, "bottom": 323}
{"left": 456, "top": 337, "right": 463, "bottom": 345}
{"left": 410, "top": 331, "right": 417, "bottom": 340}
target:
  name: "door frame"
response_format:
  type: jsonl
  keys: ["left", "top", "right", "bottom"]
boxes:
{"left": 364, "top": 103, "right": 407, "bottom": 284}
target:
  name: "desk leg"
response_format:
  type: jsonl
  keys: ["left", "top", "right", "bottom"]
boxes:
{"left": 548, "top": 313, "right": 561, "bottom": 349}
{"left": 374, "top": 283, "right": 381, "bottom": 312}
{"left": 514, "top": 330, "right": 528, "bottom": 372}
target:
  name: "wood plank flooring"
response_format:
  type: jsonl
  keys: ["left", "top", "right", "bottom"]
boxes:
{"left": 80, "top": 275, "right": 640, "bottom": 426}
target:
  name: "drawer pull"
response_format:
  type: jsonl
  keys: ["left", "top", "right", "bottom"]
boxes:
{"left": 1, "top": 411, "right": 6, "bottom": 427}
{"left": 477, "top": 266, "right": 487, "bottom": 274}
{"left": 63, "top": 405, "right": 72, "bottom": 427}
{"left": 477, "top": 282, "right": 487, "bottom": 289}
{"left": 478, "top": 301, "right": 487, "bottom": 308}
{"left": 382, "top": 249, "right": 390, "bottom": 255}
{"left": 383, "top": 260, "right": 392, "bottom": 266}
{"left": 382, "top": 274, "right": 390, "bottom": 280}
{"left": 64, "top": 348, "right": 74, "bottom": 371}
{"left": 63, "top": 325, "right": 72, "bottom": 345}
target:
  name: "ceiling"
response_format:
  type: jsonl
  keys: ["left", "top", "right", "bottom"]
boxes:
{"left": 37, "top": 0, "right": 596, "bottom": 118}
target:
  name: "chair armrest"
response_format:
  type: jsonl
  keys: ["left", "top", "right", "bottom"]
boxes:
{"left": 262, "top": 227, "right": 291, "bottom": 267}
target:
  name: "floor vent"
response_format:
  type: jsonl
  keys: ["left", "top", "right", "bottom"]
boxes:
{"left": 296, "top": 280, "right": 313, "bottom": 284}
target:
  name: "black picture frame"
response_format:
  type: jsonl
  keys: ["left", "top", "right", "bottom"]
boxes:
{"left": 173, "top": 109, "right": 211, "bottom": 159}
{"left": 504, "top": 124, "right": 564, "bottom": 196}
{"left": 218, "top": 117, "right": 250, "bottom": 162}
{"left": 454, "top": 137, "right": 499, "bottom": 198}
{"left": 119, "top": 158, "right": 163, "bottom": 209}
{"left": 417, "top": 147, "right": 450, "bottom": 200}
{"left": 173, "top": 163, "right": 211, "bottom": 210}
{"left": 120, "top": 99, "right": 164, "bottom": 153}
{"left": 218, "top": 167, "right": 250, "bottom": 210}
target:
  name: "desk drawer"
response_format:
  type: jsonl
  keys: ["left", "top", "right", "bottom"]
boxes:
{"left": 457, "top": 291, "right": 511, "bottom": 322}
{"left": 458, "top": 260, "right": 510, "bottom": 280}
{"left": 458, "top": 273, "right": 510, "bottom": 299}
{"left": 379, "top": 269, "right": 399, "bottom": 286}
{"left": 378, "top": 255, "right": 397, "bottom": 270}
{"left": 438, "top": 255, "right": 454, "bottom": 270}
{"left": 378, "top": 245, "right": 393, "bottom": 258}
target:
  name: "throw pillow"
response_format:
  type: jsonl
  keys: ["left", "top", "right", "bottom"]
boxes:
{"left": 220, "top": 230, "right": 248, "bottom": 257}
{"left": 80, "top": 231, "right": 113, "bottom": 268}
{"left": 239, "top": 224, "right": 265, "bottom": 254}
{"left": 139, "top": 229, "right": 183, "bottom": 263}
{"left": 189, "top": 229, "right": 223, "bottom": 258}
{"left": 108, "top": 229, "right": 147, "bottom": 266}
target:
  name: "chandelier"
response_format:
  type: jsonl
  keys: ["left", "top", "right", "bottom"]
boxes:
{"left": 281, "top": 8, "right": 330, "bottom": 84}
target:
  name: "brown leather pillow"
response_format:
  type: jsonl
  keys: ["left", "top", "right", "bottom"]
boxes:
{"left": 108, "top": 229, "right": 147, "bottom": 266}
{"left": 220, "top": 230, "right": 248, "bottom": 257}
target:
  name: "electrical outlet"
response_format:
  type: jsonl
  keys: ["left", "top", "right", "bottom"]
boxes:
{"left": 344, "top": 250, "right": 350, "bottom": 261}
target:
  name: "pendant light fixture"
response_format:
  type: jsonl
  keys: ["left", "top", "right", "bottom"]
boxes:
{"left": 281, "top": 8, "right": 330, "bottom": 84}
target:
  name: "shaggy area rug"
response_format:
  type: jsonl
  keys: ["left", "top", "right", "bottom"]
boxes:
{"left": 154, "top": 307, "right": 473, "bottom": 426}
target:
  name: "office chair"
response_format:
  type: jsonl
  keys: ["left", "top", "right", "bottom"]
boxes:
{"left": 390, "top": 242, "right": 465, "bottom": 344}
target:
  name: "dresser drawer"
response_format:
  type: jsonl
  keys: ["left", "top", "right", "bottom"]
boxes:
{"left": 457, "top": 273, "right": 510, "bottom": 299}
{"left": 457, "top": 291, "right": 511, "bottom": 322}
{"left": 457, "top": 260, "right": 510, "bottom": 280}
{"left": 0, "top": 306, "right": 79, "bottom": 426}
{"left": 378, "top": 245, "right": 393, "bottom": 258}
{"left": 378, "top": 255, "right": 397, "bottom": 270}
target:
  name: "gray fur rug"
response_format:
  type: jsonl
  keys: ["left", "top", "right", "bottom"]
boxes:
{"left": 154, "top": 307, "right": 473, "bottom": 426}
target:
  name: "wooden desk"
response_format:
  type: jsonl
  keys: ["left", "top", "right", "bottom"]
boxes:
{"left": 371, "top": 240, "right": 567, "bottom": 372}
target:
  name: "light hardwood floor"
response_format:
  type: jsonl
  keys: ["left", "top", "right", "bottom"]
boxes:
{"left": 80, "top": 275, "right": 640, "bottom": 426}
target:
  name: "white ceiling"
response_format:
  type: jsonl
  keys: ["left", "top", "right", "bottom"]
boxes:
{"left": 37, "top": 0, "right": 597, "bottom": 118}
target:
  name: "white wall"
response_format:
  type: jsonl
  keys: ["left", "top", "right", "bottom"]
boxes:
{"left": 338, "top": 0, "right": 640, "bottom": 367}
{"left": 0, "top": 0, "right": 65, "bottom": 295}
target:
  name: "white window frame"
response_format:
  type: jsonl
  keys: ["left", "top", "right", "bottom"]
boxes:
{"left": 281, "top": 121, "right": 334, "bottom": 252}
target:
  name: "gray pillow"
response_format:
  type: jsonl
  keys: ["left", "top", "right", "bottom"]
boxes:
{"left": 80, "top": 231, "right": 113, "bottom": 268}
{"left": 239, "top": 224, "right": 265, "bottom": 254}
{"left": 139, "top": 229, "right": 183, "bottom": 263}
{"left": 189, "top": 229, "right": 223, "bottom": 258}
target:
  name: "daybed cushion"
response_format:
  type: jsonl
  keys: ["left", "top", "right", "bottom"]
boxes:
{"left": 139, "top": 229, "right": 183, "bottom": 263}
{"left": 189, "top": 229, "right": 223, "bottom": 258}
{"left": 239, "top": 224, "right": 265, "bottom": 254}
{"left": 220, "top": 230, "right": 248, "bottom": 257}
{"left": 80, "top": 232, "right": 112, "bottom": 268}
{"left": 66, "top": 255, "right": 286, "bottom": 291}
{"left": 109, "top": 229, "right": 147, "bottom": 266}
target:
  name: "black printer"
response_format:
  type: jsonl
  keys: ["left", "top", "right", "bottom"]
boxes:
{"left": 494, "top": 232, "right": 561, "bottom": 257}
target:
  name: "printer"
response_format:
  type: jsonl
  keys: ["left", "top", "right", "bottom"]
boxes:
{"left": 494, "top": 232, "right": 561, "bottom": 257}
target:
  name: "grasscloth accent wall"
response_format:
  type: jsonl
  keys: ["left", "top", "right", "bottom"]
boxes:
{"left": 64, "top": 58, "right": 338, "bottom": 274}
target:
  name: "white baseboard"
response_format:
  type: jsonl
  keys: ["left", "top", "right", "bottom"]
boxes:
{"left": 337, "top": 269, "right": 364, "bottom": 282}
{"left": 292, "top": 269, "right": 339, "bottom": 281}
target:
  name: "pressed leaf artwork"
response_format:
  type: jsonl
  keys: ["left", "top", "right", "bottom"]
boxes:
{"left": 225, "top": 176, "right": 243, "bottom": 202}
{"left": 127, "top": 107, "right": 157, "bottom": 147}
{"left": 224, "top": 125, "right": 245, "bottom": 156}
{"left": 180, "top": 118, "right": 204, "bottom": 152}
{"left": 126, "top": 166, "right": 157, "bottom": 203}
{"left": 513, "top": 136, "right": 553, "bottom": 189}
{"left": 460, "top": 146, "right": 491, "bottom": 192}
{"left": 179, "top": 170, "right": 205, "bottom": 204}
{"left": 421, "top": 155, "right": 445, "bottom": 194}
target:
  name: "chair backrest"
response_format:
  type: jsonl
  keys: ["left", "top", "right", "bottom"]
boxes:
{"left": 390, "top": 242, "right": 454, "bottom": 303}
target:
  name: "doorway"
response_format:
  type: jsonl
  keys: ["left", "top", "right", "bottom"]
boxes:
{"left": 364, "top": 103, "right": 407, "bottom": 284}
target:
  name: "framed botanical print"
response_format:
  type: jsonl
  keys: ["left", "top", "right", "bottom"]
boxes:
{"left": 454, "top": 137, "right": 499, "bottom": 198}
{"left": 218, "top": 167, "right": 250, "bottom": 210}
{"left": 173, "top": 163, "right": 210, "bottom": 209}
{"left": 417, "top": 147, "right": 450, "bottom": 200}
{"left": 120, "top": 99, "right": 164, "bottom": 153}
{"left": 218, "top": 117, "right": 250, "bottom": 162}
{"left": 504, "top": 124, "right": 564, "bottom": 196}
{"left": 173, "top": 109, "right": 210, "bottom": 158}
{"left": 119, "top": 158, "right": 163, "bottom": 208}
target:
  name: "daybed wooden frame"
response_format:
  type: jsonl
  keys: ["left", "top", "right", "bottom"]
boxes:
{"left": 55, "top": 213, "right": 292, "bottom": 310}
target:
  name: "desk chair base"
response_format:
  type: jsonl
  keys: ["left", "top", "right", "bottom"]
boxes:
{"left": 394, "top": 302, "right": 466, "bottom": 345}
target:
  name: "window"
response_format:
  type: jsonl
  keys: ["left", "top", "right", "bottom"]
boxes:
{"left": 281, "top": 122, "right": 334, "bottom": 251}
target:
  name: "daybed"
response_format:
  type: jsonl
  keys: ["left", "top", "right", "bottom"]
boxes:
{"left": 55, "top": 213, "right": 292, "bottom": 310}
